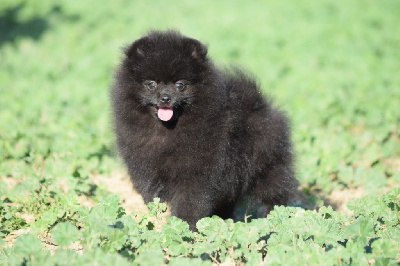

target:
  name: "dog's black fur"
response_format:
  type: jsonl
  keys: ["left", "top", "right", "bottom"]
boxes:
{"left": 111, "top": 30, "right": 297, "bottom": 230}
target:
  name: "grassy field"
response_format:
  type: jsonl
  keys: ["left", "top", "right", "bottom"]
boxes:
{"left": 1, "top": 0, "right": 399, "bottom": 264}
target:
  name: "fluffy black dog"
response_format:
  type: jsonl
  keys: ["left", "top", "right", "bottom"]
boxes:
{"left": 111, "top": 30, "right": 297, "bottom": 230}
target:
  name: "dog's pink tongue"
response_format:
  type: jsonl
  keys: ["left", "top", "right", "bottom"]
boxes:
{"left": 158, "top": 108, "right": 174, "bottom": 121}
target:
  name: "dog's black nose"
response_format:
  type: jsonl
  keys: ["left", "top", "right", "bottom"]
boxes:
{"left": 160, "top": 94, "right": 171, "bottom": 103}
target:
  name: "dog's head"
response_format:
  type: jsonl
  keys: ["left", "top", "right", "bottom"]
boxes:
{"left": 121, "top": 30, "right": 211, "bottom": 123}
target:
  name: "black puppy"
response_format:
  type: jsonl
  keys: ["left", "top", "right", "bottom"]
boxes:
{"left": 111, "top": 30, "right": 297, "bottom": 230}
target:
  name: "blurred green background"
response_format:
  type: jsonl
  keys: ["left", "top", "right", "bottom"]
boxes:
{"left": 1, "top": 0, "right": 399, "bottom": 201}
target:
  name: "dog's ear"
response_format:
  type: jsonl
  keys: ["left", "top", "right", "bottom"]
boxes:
{"left": 125, "top": 37, "right": 148, "bottom": 59}
{"left": 184, "top": 38, "right": 208, "bottom": 61}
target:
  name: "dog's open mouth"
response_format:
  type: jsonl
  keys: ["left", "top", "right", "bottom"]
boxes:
{"left": 157, "top": 107, "right": 174, "bottom": 121}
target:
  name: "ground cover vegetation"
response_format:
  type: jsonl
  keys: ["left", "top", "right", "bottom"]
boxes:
{"left": 1, "top": 0, "right": 399, "bottom": 264}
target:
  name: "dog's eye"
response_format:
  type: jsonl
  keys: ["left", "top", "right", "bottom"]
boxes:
{"left": 175, "top": 82, "right": 185, "bottom": 91}
{"left": 147, "top": 81, "right": 157, "bottom": 90}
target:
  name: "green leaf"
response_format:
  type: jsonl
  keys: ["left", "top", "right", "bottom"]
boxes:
{"left": 344, "top": 217, "right": 375, "bottom": 243}
{"left": 192, "top": 241, "right": 219, "bottom": 257}
{"left": 167, "top": 241, "right": 190, "bottom": 256}
{"left": 135, "top": 249, "right": 164, "bottom": 266}
{"left": 100, "top": 226, "right": 128, "bottom": 252}
{"left": 52, "top": 249, "right": 79, "bottom": 264}
{"left": 371, "top": 239, "right": 398, "bottom": 259}
{"left": 51, "top": 222, "right": 80, "bottom": 247}
{"left": 162, "top": 216, "right": 194, "bottom": 256}
{"left": 0, "top": 247, "right": 13, "bottom": 264}
{"left": 76, "top": 247, "right": 131, "bottom": 266}
{"left": 233, "top": 222, "right": 263, "bottom": 246}
{"left": 85, "top": 195, "right": 121, "bottom": 226}
{"left": 98, "top": 195, "right": 121, "bottom": 212}
{"left": 163, "top": 216, "right": 192, "bottom": 241}
{"left": 348, "top": 188, "right": 400, "bottom": 227}
{"left": 117, "top": 215, "right": 139, "bottom": 236}
{"left": 13, "top": 234, "right": 43, "bottom": 256}
{"left": 196, "top": 216, "right": 228, "bottom": 237}
{"left": 148, "top": 197, "right": 167, "bottom": 217}
{"left": 32, "top": 207, "right": 59, "bottom": 232}
{"left": 374, "top": 258, "right": 398, "bottom": 266}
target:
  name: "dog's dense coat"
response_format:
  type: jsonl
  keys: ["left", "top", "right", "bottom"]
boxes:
{"left": 111, "top": 30, "right": 297, "bottom": 230}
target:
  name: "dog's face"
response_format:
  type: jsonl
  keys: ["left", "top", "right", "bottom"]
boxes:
{"left": 139, "top": 79, "right": 195, "bottom": 122}
{"left": 123, "top": 31, "right": 210, "bottom": 122}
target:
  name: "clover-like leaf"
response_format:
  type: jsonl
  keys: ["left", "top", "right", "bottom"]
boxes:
{"left": 51, "top": 222, "right": 80, "bottom": 247}
{"left": 13, "top": 234, "right": 43, "bottom": 256}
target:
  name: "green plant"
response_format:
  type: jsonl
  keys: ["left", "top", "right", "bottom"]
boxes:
{"left": 1, "top": 191, "right": 399, "bottom": 264}
{"left": 1, "top": 0, "right": 399, "bottom": 264}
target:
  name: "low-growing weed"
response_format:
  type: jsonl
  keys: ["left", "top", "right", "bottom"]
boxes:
{"left": 1, "top": 190, "right": 399, "bottom": 264}
{"left": 1, "top": 0, "right": 399, "bottom": 264}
